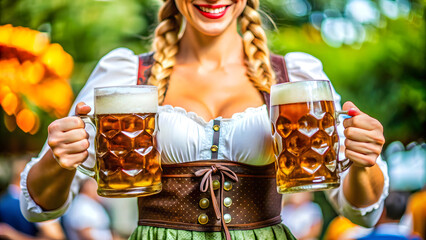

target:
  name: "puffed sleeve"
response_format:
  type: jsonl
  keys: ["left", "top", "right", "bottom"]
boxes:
{"left": 284, "top": 52, "right": 390, "bottom": 227}
{"left": 20, "top": 48, "right": 139, "bottom": 222}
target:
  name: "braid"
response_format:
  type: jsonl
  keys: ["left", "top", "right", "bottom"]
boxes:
{"left": 240, "top": 0, "right": 276, "bottom": 94}
{"left": 149, "top": 0, "right": 181, "bottom": 104}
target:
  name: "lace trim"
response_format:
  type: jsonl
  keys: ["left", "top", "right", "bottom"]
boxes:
{"left": 158, "top": 104, "right": 267, "bottom": 125}
{"left": 340, "top": 156, "right": 390, "bottom": 216}
{"left": 20, "top": 153, "right": 75, "bottom": 221}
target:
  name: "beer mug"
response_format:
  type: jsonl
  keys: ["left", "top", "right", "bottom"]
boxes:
{"left": 270, "top": 80, "right": 351, "bottom": 194}
{"left": 78, "top": 86, "right": 162, "bottom": 197}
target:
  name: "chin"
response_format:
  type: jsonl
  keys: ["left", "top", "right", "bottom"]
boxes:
{"left": 194, "top": 22, "right": 234, "bottom": 37}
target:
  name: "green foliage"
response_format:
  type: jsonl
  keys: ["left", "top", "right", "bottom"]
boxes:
{"left": 268, "top": 11, "right": 425, "bottom": 145}
{"left": 0, "top": 0, "right": 160, "bottom": 152}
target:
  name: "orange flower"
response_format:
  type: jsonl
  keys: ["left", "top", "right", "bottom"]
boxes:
{"left": 21, "top": 60, "right": 45, "bottom": 85}
{"left": 0, "top": 24, "right": 74, "bottom": 134}
{"left": 1, "top": 91, "right": 19, "bottom": 115}
{"left": 16, "top": 108, "right": 40, "bottom": 133}
{"left": 0, "top": 24, "right": 13, "bottom": 46}
{"left": 40, "top": 43, "right": 74, "bottom": 79}
{"left": 10, "top": 26, "right": 50, "bottom": 56}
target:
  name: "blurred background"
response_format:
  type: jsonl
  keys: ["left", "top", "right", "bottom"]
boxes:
{"left": 0, "top": 0, "right": 424, "bottom": 239}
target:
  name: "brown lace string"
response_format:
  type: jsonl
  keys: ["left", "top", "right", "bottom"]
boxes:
{"left": 194, "top": 164, "right": 239, "bottom": 240}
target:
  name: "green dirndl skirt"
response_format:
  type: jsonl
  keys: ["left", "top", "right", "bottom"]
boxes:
{"left": 129, "top": 224, "right": 296, "bottom": 240}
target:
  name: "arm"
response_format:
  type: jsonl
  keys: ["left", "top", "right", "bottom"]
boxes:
{"left": 283, "top": 52, "right": 389, "bottom": 227}
{"left": 326, "top": 101, "right": 388, "bottom": 228}
{"left": 342, "top": 101, "right": 385, "bottom": 208}
{"left": 27, "top": 104, "right": 91, "bottom": 211}
{"left": 27, "top": 103, "right": 91, "bottom": 211}
{"left": 20, "top": 48, "right": 139, "bottom": 221}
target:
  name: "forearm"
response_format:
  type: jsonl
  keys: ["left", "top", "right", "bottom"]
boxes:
{"left": 27, "top": 149, "right": 76, "bottom": 211}
{"left": 343, "top": 164, "right": 384, "bottom": 208}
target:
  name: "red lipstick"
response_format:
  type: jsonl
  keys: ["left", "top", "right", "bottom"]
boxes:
{"left": 194, "top": 4, "right": 230, "bottom": 19}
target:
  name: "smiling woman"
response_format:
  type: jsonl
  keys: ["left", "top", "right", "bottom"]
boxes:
{"left": 20, "top": 0, "right": 389, "bottom": 239}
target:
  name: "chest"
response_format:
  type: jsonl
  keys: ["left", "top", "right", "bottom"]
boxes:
{"left": 162, "top": 64, "right": 265, "bottom": 122}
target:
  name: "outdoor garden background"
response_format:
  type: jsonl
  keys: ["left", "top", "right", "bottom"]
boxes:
{"left": 0, "top": 0, "right": 424, "bottom": 238}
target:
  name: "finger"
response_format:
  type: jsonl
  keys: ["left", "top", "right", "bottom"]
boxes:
{"left": 344, "top": 139, "right": 382, "bottom": 156}
{"left": 343, "top": 114, "right": 383, "bottom": 131}
{"left": 345, "top": 149, "right": 376, "bottom": 167}
{"left": 344, "top": 126, "right": 385, "bottom": 146}
{"left": 59, "top": 128, "right": 90, "bottom": 143}
{"left": 49, "top": 117, "right": 85, "bottom": 133}
{"left": 75, "top": 102, "right": 91, "bottom": 115}
{"left": 342, "top": 101, "right": 363, "bottom": 115}
{"left": 344, "top": 127, "right": 376, "bottom": 143}
{"left": 57, "top": 151, "right": 89, "bottom": 170}
{"left": 62, "top": 139, "right": 90, "bottom": 154}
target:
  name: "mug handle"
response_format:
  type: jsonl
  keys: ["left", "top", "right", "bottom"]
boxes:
{"left": 335, "top": 110, "right": 353, "bottom": 173}
{"left": 77, "top": 115, "right": 96, "bottom": 178}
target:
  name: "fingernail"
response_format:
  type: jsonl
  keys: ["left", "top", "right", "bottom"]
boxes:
{"left": 348, "top": 109, "right": 359, "bottom": 116}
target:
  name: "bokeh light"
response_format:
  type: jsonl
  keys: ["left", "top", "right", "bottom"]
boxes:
{"left": 0, "top": 24, "right": 74, "bottom": 134}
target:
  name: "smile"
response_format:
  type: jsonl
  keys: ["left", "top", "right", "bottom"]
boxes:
{"left": 194, "top": 4, "right": 230, "bottom": 19}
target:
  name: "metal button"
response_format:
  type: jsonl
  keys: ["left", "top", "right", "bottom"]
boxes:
{"left": 198, "top": 214, "right": 209, "bottom": 225}
{"left": 224, "top": 181, "right": 232, "bottom": 191}
{"left": 224, "top": 213, "right": 232, "bottom": 223}
{"left": 211, "top": 145, "right": 218, "bottom": 152}
{"left": 213, "top": 180, "right": 220, "bottom": 190}
{"left": 224, "top": 197, "right": 232, "bottom": 207}
{"left": 213, "top": 125, "right": 220, "bottom": 132}
{"left": 199, "top": 198, "right": 209, "bottom": 209}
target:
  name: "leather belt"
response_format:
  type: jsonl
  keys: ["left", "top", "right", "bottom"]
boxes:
{"left": 138, "top": 160, "right": 282, "bottom": 240}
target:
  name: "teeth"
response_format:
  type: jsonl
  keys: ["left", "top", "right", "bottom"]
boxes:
{"left": 199, "top": 6, "right": 226, "bottom": 14}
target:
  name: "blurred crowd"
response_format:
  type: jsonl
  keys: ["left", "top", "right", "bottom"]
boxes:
{"left": 0, "top": 153, "right": 137, "bottom": 240}
{"left": 0, "top": 140, "right": 425, "bottom": 240}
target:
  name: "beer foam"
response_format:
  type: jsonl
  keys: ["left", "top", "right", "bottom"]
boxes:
{"left": 271, "top": 81, "right": 334, "bottom": 105}
{"left": 95, "top": 92, "right": 158, "bottom": 114}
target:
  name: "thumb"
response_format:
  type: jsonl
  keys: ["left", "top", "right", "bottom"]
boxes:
{"left": 342, "top": 101, "right": 362, "bottom": 116}
{"left": 75, "top": 102, "right": 91, "bottom": 115}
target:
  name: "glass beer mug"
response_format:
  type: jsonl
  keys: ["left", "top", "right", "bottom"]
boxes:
{"left": 78, "top": 86, "right": 162, "bottom": 197}
{"left": 270, "top": 80, "right": 351, "bottom": 194}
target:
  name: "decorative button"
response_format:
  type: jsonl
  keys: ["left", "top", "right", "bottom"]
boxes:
{"left": 213, "top": 125, "right": 220, "bottom": 132}
{"left": 224, "top": 213, "right": 232, "bottom": 223}
{"left": 211, "top": 145, "right": 218, "bottom": 152}
{"left": 199, "top": 198, "right": 210, "bottom": 209}
{"left": 224, "top": 197, "right": 232, "bottom": 207}
{"left": 213, "top": 180, "right": 220, "bottom": 190}
{"left": 224, "top": 181, "right": 232, "bottom": 191}
{"left": 198, "top": 214, "right": 209, "bottom": 225}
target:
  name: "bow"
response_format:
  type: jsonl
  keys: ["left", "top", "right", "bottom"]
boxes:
{"left": 194, "top": 164, "right": 238, "bottom": 240}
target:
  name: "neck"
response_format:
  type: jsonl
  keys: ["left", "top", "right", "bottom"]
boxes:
{"left": 177, "top": 21, "right": 245, "bottom": 70}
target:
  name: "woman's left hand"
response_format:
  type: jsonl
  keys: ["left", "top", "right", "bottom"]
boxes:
{"left": 342, "top": 101, "right": 385, "bottom": 168}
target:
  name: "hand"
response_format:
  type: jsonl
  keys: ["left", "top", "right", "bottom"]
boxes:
{"left": 342, "top": 101, "right": 385, "bottom": 168}
{"left": 48, "top": 102, "right": 91, "bottom": 170}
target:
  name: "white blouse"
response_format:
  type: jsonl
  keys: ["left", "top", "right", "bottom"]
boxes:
{"left": 20, "top": 48, "right": 389, "bottom": 228}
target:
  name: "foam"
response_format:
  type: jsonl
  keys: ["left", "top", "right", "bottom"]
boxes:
{"left": 95, "top": 92, "right": 158, "bottom": 114}
{"left": 271, "top": 81, "right": 333, "bottom": 105}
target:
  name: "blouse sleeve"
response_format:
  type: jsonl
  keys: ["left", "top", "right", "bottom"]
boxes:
{"left": 284, "top": 52, "right": 390, "bottom": 228}
{"left": 20, "top": 48, "right": 139, "bottom": 222}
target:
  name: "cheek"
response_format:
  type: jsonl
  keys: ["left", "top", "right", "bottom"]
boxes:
{"left": 235, "top": 0, "right": 248, "bottom": 16}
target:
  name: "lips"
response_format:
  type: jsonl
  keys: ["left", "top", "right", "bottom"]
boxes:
{"left": 194, "top": 4, "right": 230, "bottom": 19}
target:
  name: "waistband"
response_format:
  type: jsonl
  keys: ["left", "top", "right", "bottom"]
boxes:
{"left": 137, "top": 160, "right": 282, "bottom": 240}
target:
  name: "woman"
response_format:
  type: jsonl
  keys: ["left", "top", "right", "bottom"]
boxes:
{"left": 20, "top": 0, "right": 389, "bottom": 239}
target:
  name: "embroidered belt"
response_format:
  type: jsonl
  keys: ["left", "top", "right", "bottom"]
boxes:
{"left": 138, "top": 160, "right": 282, "bottom": 240}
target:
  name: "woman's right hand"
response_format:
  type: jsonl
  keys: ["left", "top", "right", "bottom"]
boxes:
{"left": 47, "top": 102, "right": 91, "bottom": 170}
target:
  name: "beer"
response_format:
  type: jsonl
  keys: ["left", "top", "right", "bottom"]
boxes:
{"left": 78, "top": 86, "right": 161, "bottom": 198}
{"left": 271, "top": 81, "right": 341, "bottom": 193}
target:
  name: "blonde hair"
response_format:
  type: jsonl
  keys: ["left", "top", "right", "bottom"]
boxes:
{"left": 148, "top": 0, "right": 181, "bottom": 104}
{"left": 240, "top": 0, "right": 276, "bottom": 93}
{"left": 149, "top": 0, "right": 275, "bottom": 104}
